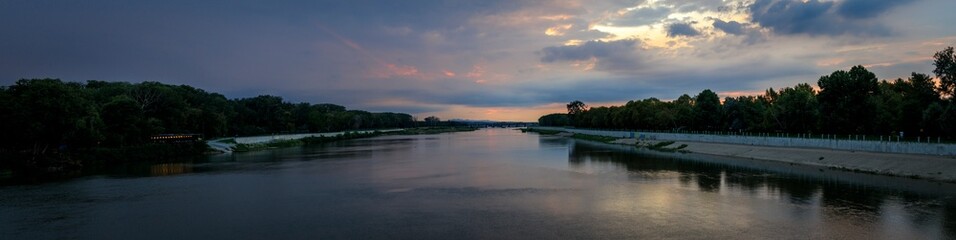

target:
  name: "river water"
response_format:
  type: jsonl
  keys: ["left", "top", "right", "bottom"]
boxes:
{"left": 2, "top": 128, "right": 956, "bottom": 239}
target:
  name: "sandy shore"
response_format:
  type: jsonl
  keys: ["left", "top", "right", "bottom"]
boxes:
{"left": 609, "top": 138, "right": 956, "bottom": 182}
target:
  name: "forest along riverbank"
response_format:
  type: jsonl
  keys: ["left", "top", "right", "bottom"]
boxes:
{"left": 525, "top": 127, "right": 956, "bottom": 182}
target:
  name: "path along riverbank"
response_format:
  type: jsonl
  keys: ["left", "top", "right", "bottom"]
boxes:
{"left": 530, "top": 127, "right": 956, "bottom": 182}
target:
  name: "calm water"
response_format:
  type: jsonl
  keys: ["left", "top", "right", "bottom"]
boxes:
{"left": 3, "top": 129, "right": 956, "bottom": 239}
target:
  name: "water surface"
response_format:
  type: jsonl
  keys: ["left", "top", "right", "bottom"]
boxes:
{"left": 2, "top": 128, "right": 956, "bottom": 239}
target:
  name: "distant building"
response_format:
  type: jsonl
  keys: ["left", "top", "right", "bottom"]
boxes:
{"left": 150, "top": 134, "right": 203, "bottom": 143}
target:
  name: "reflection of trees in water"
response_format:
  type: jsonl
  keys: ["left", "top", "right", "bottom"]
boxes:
{"left": 309, "top": 138, "right": 414, "bottom": 158}
{"left": 567, "top": 140, "right": 956, "bottom": 230}
{"left": 569, "top": 141, "right": 817, "bottom": 197}
{"left": 819, "top": 184, "right": 884, "bottom": 214}
{"left": 150, "top": 163, "right": 192, "bottom": 176}
{"left": 943, "top": 202, "right": 956, "bottom": 238}
{"left": 538, "top": 135, "right": 569, "bottom": 148}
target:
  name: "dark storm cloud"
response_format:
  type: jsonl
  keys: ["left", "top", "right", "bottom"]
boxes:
{"left": 666, "top": 22, "right": 700, "bottom": 37}
{"left": 539, "top": 40, "right": 638, "bottom": 62}
{"left": 749, "top": 0, "right": 918, "bottom": 37}
{"left": 712, "top": 19, "right": 745, "bottom": 35}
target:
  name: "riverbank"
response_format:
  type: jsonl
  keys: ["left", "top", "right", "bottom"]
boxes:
{"left": 0, "top": 142, "right": 209, "bottom": 185}
{"left": 210, "top": 127, "right": 479, "bottom": 153}
{"left": 1, "top": 127, "right": 479, "bottom": 184}
{"left": 525, "top": 127, "right": 956, "bottom": 182}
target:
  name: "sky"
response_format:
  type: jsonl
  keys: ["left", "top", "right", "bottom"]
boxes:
{"left": 2, "top": 0, "right": 955, "bottom": 121}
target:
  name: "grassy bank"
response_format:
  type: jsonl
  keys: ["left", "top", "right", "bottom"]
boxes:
{"left": 645, "top": 141, "right": 689, "bottom": 152}
{"left": 231, "top": 126, "right": 480, "bottom": 152}
{"left": 521, "top": 128, "right": 562, "bottom": 135}
{"left": 571, "top": 133, "right": 617, "bottom": 143}
{"left": 233, "top": 139, "right": 305, "bottom": 152}
{"left": 523, "top": 128, "right": 687, "bottom": 152}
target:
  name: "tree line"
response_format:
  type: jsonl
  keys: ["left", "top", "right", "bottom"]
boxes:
{"left": 0, "top": 79, "right": 418, "bottom": 171}
{"left": 540, "top": 46, "right": 956, "bottom": 139}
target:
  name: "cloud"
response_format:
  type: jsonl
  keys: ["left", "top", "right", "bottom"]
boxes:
{"left": 837, "top": 0, "right": 918, "bottom": 19}
{"left": 539, "top": 40, "right": 638, "bottom": 63}
{"left": 709, "top": 18, "right": 766, "bottom": 45}
{"left": 712, "top": 19, "right": 745, "bottom": 35}
{"left": 666, "top": 22, "right": 700, "bottom": 37}
{"left": 661, "top": 0, "right": 728, "bottom": 13}
{"left": 748, "top": 0, "right": 917, "bottom": 37}
{"left": 0, "top": 0, "right": 951, "bottom": 121}
{"left": 608, "top": 7, "right": 671, "bottom": 26}
{"left": 512, "top": 57, "right": 819, "bottom": 106}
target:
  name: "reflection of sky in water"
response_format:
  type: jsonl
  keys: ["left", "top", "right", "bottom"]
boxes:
{"left": 1, "top": 128, "right": 955, "bottom": 239}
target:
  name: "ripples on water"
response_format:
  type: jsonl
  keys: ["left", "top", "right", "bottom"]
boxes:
{"left": 2, "top": 128, "right": 956, "bottom": 239}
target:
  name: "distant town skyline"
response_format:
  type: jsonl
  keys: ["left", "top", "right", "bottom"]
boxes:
{"left": 2, "top": 0, "right": 955, "bottom": 121}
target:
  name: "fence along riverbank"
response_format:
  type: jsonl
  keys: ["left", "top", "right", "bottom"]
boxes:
{"left": 531, "top": 127, "right": 956, "bottom": 157}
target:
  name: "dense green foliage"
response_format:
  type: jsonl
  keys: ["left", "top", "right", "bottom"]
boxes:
{"left": 0, "top": 79, "right": 416, "bottom": 172}
{"left": 935, "top": 46, "right": 956, "bottom": 97}
{"left": 541, "top": 47, "right": 956, "bottom": 139}
{"left": 538, "top": 113, "right": 570, "bottom": 126}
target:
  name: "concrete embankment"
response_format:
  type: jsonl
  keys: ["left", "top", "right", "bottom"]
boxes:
{"left": 208, "top": 129, "right": 403, "bottom": 153}
{"left": 531, "top": 127, "right": 956, "bottom": 182}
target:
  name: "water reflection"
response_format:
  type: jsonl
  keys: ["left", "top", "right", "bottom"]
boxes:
{"left": 4, "top": 129, "right": 956, "bottom": 239}
{"left": 566, "top": 139, "right": 956, "bottom": 238}
{"left": 149, "top": 163, "right": 192, "bottom": 176}
{"left": 537, "top": 135, "right": 570, "bottom": 148}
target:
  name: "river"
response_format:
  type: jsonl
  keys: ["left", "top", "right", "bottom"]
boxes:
{"left": 2, "top": 128, "right": 956, "bottom": 239}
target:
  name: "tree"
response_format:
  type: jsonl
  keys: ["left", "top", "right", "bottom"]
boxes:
{"left": 673, "top": 94, "right": 694, "bottom": 129}
{"left": 567, "top": 100, "right": 588, "bottom": 127}
{"left": 817, "top": 65, "right": 879, "bottom": 134}
{"left": 424, "top": 116, "right": 441, "bottom": 125}
{"left": 723, "top": 95, "right": 764, "bottom": 132}
{"left": 776, "top": 83, "right": 819, "bottom": 133}
{"left": 923, "top": 102, "right": 945, "bottom": 135}
{"left": 922, "top": 102, "right": 956, "bottom": 136}
{"left": 894, "top": 73, "right": 941, "bottom": 134}
{"left": 755, "top": 88, "right": 781, "bottom": 131}
{"left": 101, "top": 96, "right": 146, "bottom": 146}
{"left": 234, "top": 95, "right": 292, "bottom": 135}
{"left": 538, "top": 113, "right": 570, "bottom": 126}
{"left": 535, "top": 47, "right": 956, "bottom": 139}
{"left": 5, "top": 79, "right": 101, "bottom": 164}
{"left": 567, "top": 100, "right": 587, "bottom": 115}
{"left": 934, "top": 46, "right": 956, "bottom": 98}
{"left": 693, "top": 89, "right": 721, "bottom": 130}
{"left": 940, "top": 103, "right": 956, "bottom": 136}
{"left": 871, "top": 80, "right": 903, "bottom": 134}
